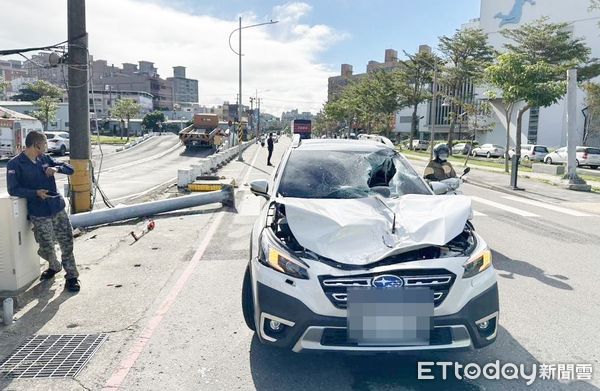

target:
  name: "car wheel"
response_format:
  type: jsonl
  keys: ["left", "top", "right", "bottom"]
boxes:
{"left": 59, "top": 145, "right": 67, "bottom": 156}
{"left": 576, "top": 159, "right": 580, "bottom": 167}
{"left": 591, "top": 166, "right": 599, "bottom": 170}
{"left": 523, "top": 155, "right": 530, "bottom": 161}
{"left": 472, "top": 151, "right": 477, "bottom": 157}
{"left": 242, "top": 263, "right": 256, "bottom": 331}
{"left": 486, "top": 152, "right": 491, "bottom": 159}
{"left": 545, "top": 157, "right": 553, "bottom": 165}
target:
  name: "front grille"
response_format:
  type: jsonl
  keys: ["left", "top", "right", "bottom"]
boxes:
{"left": 321, "top": 327, "right": 453, "bottom": 347}
{"left": 319, "top": 269, "right": 456, "bottom": 309}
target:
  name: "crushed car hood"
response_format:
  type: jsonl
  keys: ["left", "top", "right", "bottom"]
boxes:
{"left": 282, "top": 195, "right": 472, "bottom": 265}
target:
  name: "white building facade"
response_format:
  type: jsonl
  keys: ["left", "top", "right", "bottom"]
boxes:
{"left": 477, "top": 0, "right": 600, "bottom": 148}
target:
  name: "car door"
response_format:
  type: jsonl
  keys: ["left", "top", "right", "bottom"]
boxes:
{"left": 62, "top": 133, "right": 70, "bottom": 150}
{"left": 555, "top": 147, "right": 567, "bottom": 163}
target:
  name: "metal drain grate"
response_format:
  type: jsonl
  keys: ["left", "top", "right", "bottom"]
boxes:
{"left": 0, "top": 334, "right": 107, "bottom": 379}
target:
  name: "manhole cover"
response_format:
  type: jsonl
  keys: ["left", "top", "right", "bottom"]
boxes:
{"left": 0, "top": 334, "right": 107, "bottom": 379}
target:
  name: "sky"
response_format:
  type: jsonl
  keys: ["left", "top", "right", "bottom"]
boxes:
{"left": 0, "top": 0, "right": 481, "bottom": 116}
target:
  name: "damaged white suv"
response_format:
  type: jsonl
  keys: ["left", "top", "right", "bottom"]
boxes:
{"left": 242, "top": 135, "right": 498, "bottom": 352}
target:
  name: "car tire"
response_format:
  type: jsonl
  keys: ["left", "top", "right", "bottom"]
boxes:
{"left": 242, "top": 263, "right": 256, "bottom": 331}
{"left": 591, "top": 166, "right": 599, "bottom": 170}
{"left": 59, "top": 145, "right": 67, "bottom": 156}
{"left": 545, "top": 157, "right": 552, "bottom": 165}
{"left": 576, "top": 159, "right": 580, "bottom": 167}
{"left": 523, "top": 155, "right": 530, "bottom": 161}
{"left": 472, "top": 151, "right": 477, "bottom": 157}
{"left": 486, "top": 152, "right": 491, "bottom": 159}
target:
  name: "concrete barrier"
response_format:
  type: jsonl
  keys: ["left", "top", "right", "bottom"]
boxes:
{"left": 177, "top": 169, "right": 193, "bottom": 187}
{"left": 532, "top": 163, "right": 565, "bottom": 175}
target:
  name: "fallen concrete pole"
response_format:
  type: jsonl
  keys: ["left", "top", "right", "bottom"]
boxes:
{"left": 70, "top": 186, "right": 234, "bottom": 229}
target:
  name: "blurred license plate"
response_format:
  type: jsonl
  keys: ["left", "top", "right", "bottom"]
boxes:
{"left": 347, "top": 287, "right": 433, "bottom": 346}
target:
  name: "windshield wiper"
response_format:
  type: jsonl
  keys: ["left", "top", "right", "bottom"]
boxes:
{"left": 375, "top": 196, "right": 396, "bottom": 234}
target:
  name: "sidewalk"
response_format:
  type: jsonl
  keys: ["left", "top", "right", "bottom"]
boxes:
{"left": 405, "top": 155, "right": 600, "bottom": 214}
{"left": 0, "top": 139, "right": 281, "bottom": 390}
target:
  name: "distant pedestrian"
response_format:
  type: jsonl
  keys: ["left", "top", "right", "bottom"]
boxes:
{"left": 267, "top": 133, "right": 274, "bottom": 166}
{"left": 6, "top": 131, "right": 80, "bottom": 292}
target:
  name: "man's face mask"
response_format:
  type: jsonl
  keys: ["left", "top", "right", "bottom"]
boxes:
{"left": 438, "top": 153, "right": 448, "bottom": 161}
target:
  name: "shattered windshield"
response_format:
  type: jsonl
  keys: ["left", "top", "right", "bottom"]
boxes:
{"left": 277, "top": 149, "right": 431, "bottom": 199}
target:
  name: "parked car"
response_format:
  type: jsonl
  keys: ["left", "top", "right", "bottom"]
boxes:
{"left": 544, "top": 146, "right": 600, "bottom": 169}
{"left": 242, "top": 135, "right": 499, "bottom": 353}
{"left": 471, "top": 144, "right": 504, "bottom": 158}
{"left": 507, "top": 144, "right": 549, "bottom": 162}
{"left": 452, "top": 142, "right": 476, "bottom": 155}
{"left": 411, "top": 139, "right": 429, "bottom": 150}
{"left": 44, "top": 131, "right": 70, "bottom": 156}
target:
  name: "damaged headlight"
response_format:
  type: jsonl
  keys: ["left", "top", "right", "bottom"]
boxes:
{"left": 462, "top": 247, "right": 492, "bottom": 279}
{"left": 259, "top": 230, "right": 309, "bottom": 279}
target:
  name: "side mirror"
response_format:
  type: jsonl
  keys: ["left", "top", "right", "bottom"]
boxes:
{"left": 430, "top": 181, "right": 449, "bottom": 195}
{"left": 250, "top": 179, "right": 269, "bottom": 199}
{"left": 463, "top": 167, "right": 471, "bottom": 175}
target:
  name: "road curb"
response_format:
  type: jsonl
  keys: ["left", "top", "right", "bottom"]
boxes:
{"left": 465, "top": 178, "right": 570, "bottom": 202}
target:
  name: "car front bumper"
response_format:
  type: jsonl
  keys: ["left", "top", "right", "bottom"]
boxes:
{"left": 255, "top": 279, "right": 499, "bottom": 353}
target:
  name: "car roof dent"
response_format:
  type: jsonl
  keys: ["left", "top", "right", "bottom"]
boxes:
{"left": 281, "top": 194, "right": 472, "bottom": 265}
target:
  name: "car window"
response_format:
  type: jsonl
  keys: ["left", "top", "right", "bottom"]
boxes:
{"left": 277, "top": 149, "right": 431, "bottom": 199}
{"left": 481, "top": 144, "right": 490, "bottom": 148}
{"left": 576, "top": 147, "right": 585, "bottom": 152}
{"left": 534, "top": 146, "right": 548, "bottom": 153}
{"left": 492, "top": 145, "right": 503, "bottom": 149}
{"left": 586, "top": 148, "right": 600, "bottom": 155}
{"left": 45, "top": 132, "right": 56, "bottom": 139}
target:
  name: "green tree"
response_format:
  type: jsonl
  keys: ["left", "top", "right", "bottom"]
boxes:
{"left": 498, "top": 18, "right": 591, "bottom": 160}
{"left": 113, "top": 99, "right": 141, "bottom": 140}
{"left": 438, "top": 28, "right": 495, "bottom": 152}
{"left": 142, "top": 110, "right": 166, "bottom": 132}
{"left": 0, "top": 76, "right": 9, "bottom": 99}
{"left": 398, "top": 49, "right": 439, "bottom": 148}
{"left": 583, "top": 82, "right": 600, "bottom": 145}
{"left": 485, "top": 53, "right": 567, "bottom": 175}
{"left": 26, "top": 80, "right": 63, "bottom": 131}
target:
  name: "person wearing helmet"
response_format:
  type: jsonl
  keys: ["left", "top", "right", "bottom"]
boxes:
{"left": 424, "top": 144, "right": 457, "bottom": 181}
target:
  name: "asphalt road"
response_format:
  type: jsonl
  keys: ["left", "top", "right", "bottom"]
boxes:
{"left": 119, "top": 148, "right": 598, "bottom": 390}
{"left": 1, "top": 139, "right": 598, "bottom": 390}
{"left": 0, "top": 134, "right": 211, "bottom": 206}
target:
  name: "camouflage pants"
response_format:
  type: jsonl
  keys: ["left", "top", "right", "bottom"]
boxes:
{"left": 30, "top": 210, "right": 79, "bottom": 279}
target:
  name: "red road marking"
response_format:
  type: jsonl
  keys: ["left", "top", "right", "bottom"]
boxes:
{"left": 103, "top": 211, "right": 226, "bottom": 390}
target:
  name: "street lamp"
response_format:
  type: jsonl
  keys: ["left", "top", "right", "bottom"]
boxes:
{"left": 229, "top": 17, "right": 279, "bottom": 162}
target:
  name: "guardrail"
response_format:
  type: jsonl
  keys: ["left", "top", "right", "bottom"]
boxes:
{"left": 177, "top": 142, "right": 253, "bottom": 188}
{"left": 115, "top": 133, "right": 156, "bottom": 152}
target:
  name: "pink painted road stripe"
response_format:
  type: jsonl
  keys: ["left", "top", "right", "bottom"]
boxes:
{"left": 103, "top": 211, "right": 226, "bottom": 390}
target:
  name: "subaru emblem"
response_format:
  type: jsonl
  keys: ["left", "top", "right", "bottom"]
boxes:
{"left": 372, "top": 274, "right": 404, "bottom": 288}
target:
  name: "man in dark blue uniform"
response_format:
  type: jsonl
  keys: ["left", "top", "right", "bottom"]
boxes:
{"left": 6, "top": 130, "right": 80, "bottom": 292}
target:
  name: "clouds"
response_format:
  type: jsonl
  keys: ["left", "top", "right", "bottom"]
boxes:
{"left": 0, "top": 0, "right": 347, "bottom": 115}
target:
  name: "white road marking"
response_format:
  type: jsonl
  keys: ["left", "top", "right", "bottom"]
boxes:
{"left": 102, "top": 142, "right": 182, "bottom": 173}
{"left": 473, "top": 210, "right": 487, "bottom": 217}
{"left": 109, "top": 177, "right": 177, "bottom": 203}
{"left": 502, "top": 195, "right": 593, "bottom": 217}
{"left": 469, "top": 196, "right": 540, "bottom": 217}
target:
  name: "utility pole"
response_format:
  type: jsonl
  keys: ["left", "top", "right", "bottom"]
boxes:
{"left": 249, "top": 96, "right": 254, "bottom": 141}
{"left": 429, "top": 62, "right": 438, "bottom": 161}
{"left": 565, "top": 68, "right": 591, "bottom": 191}
{"left": 257, "top": 98, "right": 261, "bottom": 140}
{"left": 68, "top": 0, "right": 92, "bottom": 212}
{"left": 237, "top": 16, "right": 244, "bottom": 161}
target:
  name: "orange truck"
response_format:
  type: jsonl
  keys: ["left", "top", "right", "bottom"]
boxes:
{"left": 178, "top": 113, "right": 224, "bottom": 150}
